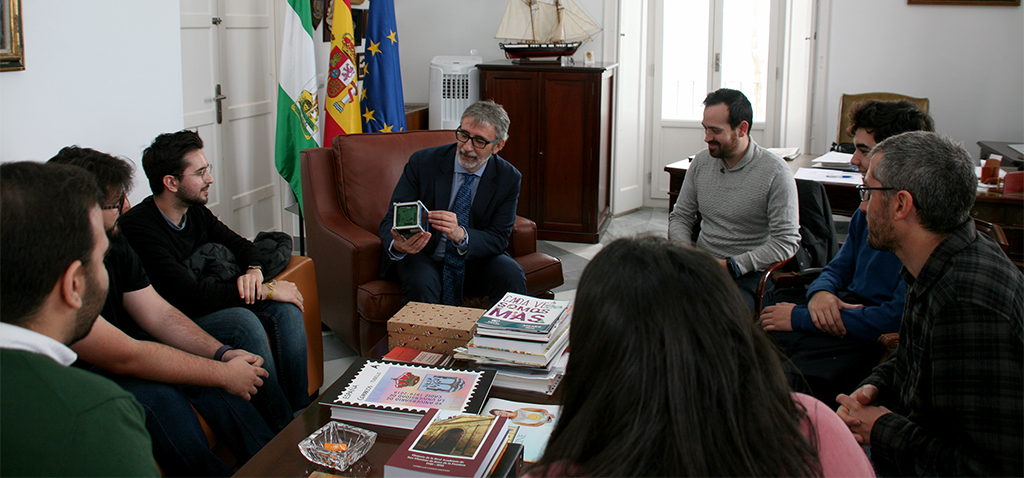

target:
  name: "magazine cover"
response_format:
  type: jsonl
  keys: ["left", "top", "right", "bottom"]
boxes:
{"left": 483, "top": 398, "right": 562, "bottom": 462}
{"left": 326, "top": 358, "right": 493, "bottom": 415}
{"left": 477, "top": 293, "right": 570, "bottom": 333}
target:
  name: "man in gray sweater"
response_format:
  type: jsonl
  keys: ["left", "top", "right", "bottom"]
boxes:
{"left": 669, "top": 88, "right": 799, "bottom": 312}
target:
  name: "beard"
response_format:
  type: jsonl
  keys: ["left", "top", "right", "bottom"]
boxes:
{"left": 178, "top": 185, "right": 210, "bottom": 207}
{"left": 707, "top": 137, "right": 739, "bottom": 159}
{"left": 66, "top": 269, "right": 107, "bottom": 345}
{"left": 458, "top": 148, "right": 489, "bottom": 172}
{"left": 867, "top": 212, "right": 899, "bottom": 252}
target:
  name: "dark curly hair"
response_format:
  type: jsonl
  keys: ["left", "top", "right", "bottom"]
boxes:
{"left": 849, "top": 100, "right": 934, "bottom": 143}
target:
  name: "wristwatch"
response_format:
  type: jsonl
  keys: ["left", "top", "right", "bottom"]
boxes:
{"left": 727, "top": 257, "right": 741, "bottom": 278}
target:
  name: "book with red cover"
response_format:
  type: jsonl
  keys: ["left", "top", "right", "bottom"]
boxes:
{"left": 384, "top": 346, "right": 455, "bottom": 367}
{"left": 384, "top": 409, "right": 510, "bottom": 478}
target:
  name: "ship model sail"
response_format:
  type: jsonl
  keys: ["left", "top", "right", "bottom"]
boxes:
{"left": 495, "top": 0, "right": 601, "bottom": 61}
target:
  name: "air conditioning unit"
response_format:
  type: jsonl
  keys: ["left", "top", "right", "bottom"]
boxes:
{"left": 428, "top": 55, "right": 482, "bottom": 130}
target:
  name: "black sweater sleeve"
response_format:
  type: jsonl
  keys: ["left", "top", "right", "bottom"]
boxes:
{"left": 120, "top": 198, "right": 263, "bottom": 317}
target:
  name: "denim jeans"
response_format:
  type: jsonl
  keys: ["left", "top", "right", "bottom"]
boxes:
{"left": 193, "top": 302, "right": 309, "bottom": 432}
{"left": 734, "top": 269, "right": 771, "bottom": 314}
{"left": 94, "top": 369, "right": 273, "bottom": 477}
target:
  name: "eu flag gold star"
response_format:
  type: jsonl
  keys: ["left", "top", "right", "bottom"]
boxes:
{"left": 387, "top": 30, "right": 398, "bottom": 44}
{"left": 368, "top": 40, "right": 382, "bottom": 56}
{"left": 382, "top": 123, "right": 394, "bottom": 133}
{"left": 363, "top": 109, "right": 376, "bottom": 122}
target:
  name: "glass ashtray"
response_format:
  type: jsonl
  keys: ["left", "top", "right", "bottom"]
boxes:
{"left": 298, "top": 421, "right": 377, "bottom": 471}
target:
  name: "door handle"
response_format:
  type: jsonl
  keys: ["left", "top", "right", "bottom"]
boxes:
{"left": 214, "top": 84, "right": 227, "bottom": 124}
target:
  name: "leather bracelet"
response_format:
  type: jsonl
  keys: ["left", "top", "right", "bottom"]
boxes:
{"left": 214, "top": 344, "right": 234, "bottom": 361}
{"left": 266, "top": 280, "right": 275, "bottom": 300}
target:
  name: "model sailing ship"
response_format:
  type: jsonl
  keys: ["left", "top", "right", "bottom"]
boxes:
{"left": 495, "top": 0, "right": 602, "bottom": 61}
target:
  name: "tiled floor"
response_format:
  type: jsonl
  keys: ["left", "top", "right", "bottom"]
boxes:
{"left": 318, "top": 206, "right": 670, "bottom": 394}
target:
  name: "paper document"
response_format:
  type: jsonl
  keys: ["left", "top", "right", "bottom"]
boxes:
{"left": 1009, "top": 144, "right": 1024, "bottom": 156}
{"left": 794, "top": 168, "right": 863, "bottom": 186}
{"left": 767, "top": 147, "right": 801, "bottom": 160}
{"left": 812, "top": 151, "right": 854, "bottom": 167}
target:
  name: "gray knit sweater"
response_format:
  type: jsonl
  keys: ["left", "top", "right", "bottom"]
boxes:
{"left": 668, "top": 139, "right": 800, "bottom": 276}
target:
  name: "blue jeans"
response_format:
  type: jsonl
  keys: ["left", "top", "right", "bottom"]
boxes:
{"left": 93, "top": 369, "right": 273, "bottom": 477}
{"left": 734, "top": 269, "right": 770, "bottom": 314}
{"left": 193, "top": 302, "right": 309, "bottom": 432}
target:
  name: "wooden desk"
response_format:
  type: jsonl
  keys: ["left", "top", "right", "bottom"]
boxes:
{"left": 234, "top": 357, "right": 556, "bottom": 477}
{"left": 404, "top": 104, "right": 428, "bottom": 131}
{"left": 664, "top": 155, "right": 1024, "bottom": 269}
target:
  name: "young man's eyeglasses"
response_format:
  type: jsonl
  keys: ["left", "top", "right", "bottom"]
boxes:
{"left": 855, "top": 185, "right": 895, "bottom": 202}
{"left": 455, "top": 128, "right": 500, "bottom": 149}
{"left": 179, "top": 166, "right": 211, "bottom": 179}
{"left": 101, "top": 194, "right": 126, "bottom": 215}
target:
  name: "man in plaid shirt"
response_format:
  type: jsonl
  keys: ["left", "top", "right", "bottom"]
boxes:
{"left": 837, "top": 131, "right": 1023, "bottom": 476}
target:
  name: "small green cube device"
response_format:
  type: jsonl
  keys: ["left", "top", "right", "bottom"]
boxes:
{"left": 393, "top": 201, "right": 429, "bottom": 239}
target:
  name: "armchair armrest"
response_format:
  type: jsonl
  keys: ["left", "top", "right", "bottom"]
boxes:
{"left": 878, "top": 333, "right": 900, "bottom": 363}
{"left": 508, "top": 216, "right": 537, "bottom": 257}
{"left": 274, "top": 255, "right": 323, "bottom": 397}
{"left": 770, "top": 267, "right": 824, "bottom": 289}
{"left": 754, "top": 256, "right": 794, "bottom": 319}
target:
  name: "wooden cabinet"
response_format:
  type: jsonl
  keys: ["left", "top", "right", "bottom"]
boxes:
{"left": 479, "top": 61, "right": 616, "bottom": 243}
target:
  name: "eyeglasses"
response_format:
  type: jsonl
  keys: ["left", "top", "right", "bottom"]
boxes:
{"left": 179, "top": 166, "right": 211, "bottom": 179}
{"left": 855, "top": 185, "right": 895, "bottom": 202}
{"left": 101, "top": 193, "right": 126, "bottom": 215}
{"left": 455, "top": 128, "right": 499, "bottom": 149}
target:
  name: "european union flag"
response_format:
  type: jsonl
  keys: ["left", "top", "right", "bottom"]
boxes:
{"left": 360, "top": 0, "right": 406, "bottom": 133}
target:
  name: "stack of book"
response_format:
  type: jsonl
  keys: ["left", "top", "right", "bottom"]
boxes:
{"left": 455, "top": 293, "right": 571, "bottom": 395}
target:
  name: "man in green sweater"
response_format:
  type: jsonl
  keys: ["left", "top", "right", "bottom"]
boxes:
{"left": 0, "top": 161, "right": 158, "bottom": 477}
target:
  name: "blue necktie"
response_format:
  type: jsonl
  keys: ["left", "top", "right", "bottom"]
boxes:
{"left": 442, "top": 173, "right": 476, "bottom": 305}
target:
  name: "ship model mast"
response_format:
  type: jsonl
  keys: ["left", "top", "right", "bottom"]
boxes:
{"left": 495, "top": 0, "right": 601, "bottom": 62}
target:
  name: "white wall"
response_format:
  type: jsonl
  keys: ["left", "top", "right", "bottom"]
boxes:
{"left": 0, "top": 0, "right": 183, "bottom": 206}
{"left": 393, "top": 0, "right": 608, "bottom": 104}
{"left": 813, "top": 0, "right": 1024, "bottom": 154}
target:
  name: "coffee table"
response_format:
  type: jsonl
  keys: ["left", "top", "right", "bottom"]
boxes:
{"left": 233, "top": 345, "right": 559, "bottom": 477}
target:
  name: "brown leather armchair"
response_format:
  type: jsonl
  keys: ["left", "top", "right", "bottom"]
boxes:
{"left": 300, "top": 130, "right": 564, "bottom": 356}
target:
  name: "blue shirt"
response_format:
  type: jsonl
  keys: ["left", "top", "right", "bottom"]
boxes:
{"left": 790, "top": 209, "right": 906, "bottom": 341}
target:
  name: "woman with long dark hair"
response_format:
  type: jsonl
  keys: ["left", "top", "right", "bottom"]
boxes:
{"left": 529, "top": 237, "right": 873, "bottom": 477}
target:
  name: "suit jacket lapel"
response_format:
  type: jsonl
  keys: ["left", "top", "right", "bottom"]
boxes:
{"left": 433, "top": 145, "right": 455, "bottom": 211}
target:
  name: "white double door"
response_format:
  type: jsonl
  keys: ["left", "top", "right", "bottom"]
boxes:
{"left": 180, "top": 0, "right": 282, "bottom": 239}
{"left": 648, "top": 0, "right": 813, "bottom": 204}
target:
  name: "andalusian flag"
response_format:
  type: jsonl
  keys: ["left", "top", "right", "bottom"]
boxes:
{"left": 274, "top": 0, "right": 320, "bottom": 210}
{"left": 324, "top": 0, "right": 362, "bottom": 145}
{"left": 360, "top": 0, "right": 406, "bottom": 133}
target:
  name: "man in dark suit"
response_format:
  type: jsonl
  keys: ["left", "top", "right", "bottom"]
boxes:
{"left": 379, "top": 100, "right": 527, "bottom": 306}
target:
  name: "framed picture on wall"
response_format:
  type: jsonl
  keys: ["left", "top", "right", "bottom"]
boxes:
{"left": 1, "top": 0, "right": 25, "bottom": 71}
{"left": 356, "top": 52, "right": 366, "bottom": 80}
{"left": 909, "top": 0, "right": 1020, "bottom": 5}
